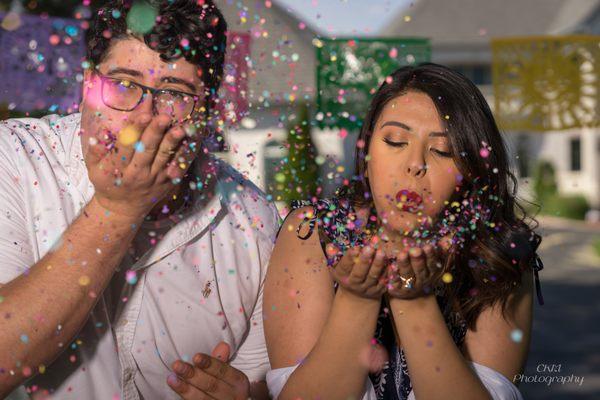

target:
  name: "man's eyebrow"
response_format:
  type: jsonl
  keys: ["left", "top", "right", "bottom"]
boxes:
{"left": 106, "top": 67, "right": 143, "bottom": 77}
{"left": 380, "top": 121, "right": 446, "bottom": 137}
{"left": 160, "top": 76, "right": 197, "bottom": 94}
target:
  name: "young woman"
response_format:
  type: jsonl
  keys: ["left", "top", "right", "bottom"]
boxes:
{"left": 263, "top": 63, "right": 544, "bottom": 400}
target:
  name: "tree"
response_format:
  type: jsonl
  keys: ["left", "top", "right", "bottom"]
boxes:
{"left": 276, "top": 103, "right": 321, "bottom": 205}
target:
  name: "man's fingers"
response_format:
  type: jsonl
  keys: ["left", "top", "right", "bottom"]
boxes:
{"left": 167, "top": 372, "right": 218, "bottom": 400}
{"left": 160, "top": 137, "right": 198, "bottom": 181}
{"left": 193, "top": 353, "right": 246, "bottom": 388}
{"left": 129, "top": 113, "right": 173, "bottom": 169}
{"left": 210, "top": 341, "right": 231, "bottom": 362}
{"left": 150, "top": 125, "right": 188, "bottom": 176}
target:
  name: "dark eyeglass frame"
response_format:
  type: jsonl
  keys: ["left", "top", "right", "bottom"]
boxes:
{"left": 95, "top": 71, "right": 202, "bottom": 122}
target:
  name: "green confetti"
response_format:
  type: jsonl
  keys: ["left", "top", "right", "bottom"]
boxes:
{"left": 126, "top": 1, "right": 158, "bottom": 35}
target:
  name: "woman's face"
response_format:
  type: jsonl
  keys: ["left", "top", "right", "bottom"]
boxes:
{"left": 367, "top": 91, "right": 461, "bottom": 237}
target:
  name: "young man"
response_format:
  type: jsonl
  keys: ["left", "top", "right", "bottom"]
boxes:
{"left": 0, "top": 1, "right": 278, "bottom": 399}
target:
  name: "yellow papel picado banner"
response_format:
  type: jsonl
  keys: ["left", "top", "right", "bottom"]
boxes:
{"left": 492, "top": 35, "right": 599, "bottom": 131}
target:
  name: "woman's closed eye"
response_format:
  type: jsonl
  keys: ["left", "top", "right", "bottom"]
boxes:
{"left": 383, "top": 138, "right": 407, "bottom": 148}
{"left": 383, "top": 138, "right": 452, "bottom": 157}
{"left": 431, "top": 148, "right": 452, "bottom": 157}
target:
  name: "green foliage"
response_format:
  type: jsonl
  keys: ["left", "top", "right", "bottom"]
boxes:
{"left": 274, "top": 103, "right": 320, "bottom": 205}
{"left": 593, "top": 238, "right": 600, "bottom": 258}
{"left": 532, "top": 160, "right": 558, "bottom": 202}
{"left": 541, "top": 194, "right": 590, "bottom": 220}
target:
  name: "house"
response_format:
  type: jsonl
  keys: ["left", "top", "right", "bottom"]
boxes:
{"left": 216, "top": 0, "right": 362, "bottom": 205}
{"left": 379, "top": 0, "right": 600, "bottom": 209}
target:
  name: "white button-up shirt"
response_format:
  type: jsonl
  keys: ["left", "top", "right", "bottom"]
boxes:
{"left": 0, "top": 113, "right": 280, "bottom": 399}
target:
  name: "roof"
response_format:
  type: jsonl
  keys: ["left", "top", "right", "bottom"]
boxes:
{"left": 380, "top": 0, "right": 600, "bottom": 44}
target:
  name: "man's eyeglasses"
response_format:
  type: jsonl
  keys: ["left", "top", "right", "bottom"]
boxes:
{"left": 95, "top": 72, "right": 201, "bottom": 122}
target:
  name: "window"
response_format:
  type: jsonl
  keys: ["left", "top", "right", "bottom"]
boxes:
{"left": 570, "top": 137, "right": 581, "bottom": 171}
{"left": 450, "top": 65, "right": 492, "bottom": 85}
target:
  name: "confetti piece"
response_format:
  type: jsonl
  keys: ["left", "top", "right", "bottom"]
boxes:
{"left": 127, "top": 1, "right": 158, "bottom": 35}
{"left": 442, "top": 272, "right": 453, "bottom": 283}
{"left": 1, "top": 12, "right": 21, "bottom": 31}
{"left": 79, "top": 276, "right": 91, "bottom": 286}
{"left": 511, "top": 329, "right": 523, "bottom": 343}
{"left": 126, "top": 270, "right": 138, "bottom": 285}
{"left": 119, "top": 125, "right": 142, "bottom": 146}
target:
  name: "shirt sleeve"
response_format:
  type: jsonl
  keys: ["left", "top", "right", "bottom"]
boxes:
{"left": 229, "top": 200, "right": 280, "bottom": 382}
{"left": 0, "top": 140, "right": 34, "bottom": 284}
{"left": 406, "top": 361, "right": 524, "bottom": 400}
{"left": 266, "top": 364, "right": 378, "bottom": 400}
{"left": 229, "top": 280, "right": 271, "bottom": 382}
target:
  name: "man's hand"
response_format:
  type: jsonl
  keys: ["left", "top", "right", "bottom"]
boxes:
{"left": 87, "top": 112, "right": 198, "bottom": 220}
{"left": 167, "top": 342, "right": 251, "bottom": 400}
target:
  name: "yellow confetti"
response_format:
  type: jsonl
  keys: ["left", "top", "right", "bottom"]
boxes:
{"left": 79, "top": 276, "right": 91, "bottom": 286}
{"left": 118, "top": 125, "right": 141, "bottom": 146}
{"left": 442, "top": 273, "right": 453, "bottom": 283}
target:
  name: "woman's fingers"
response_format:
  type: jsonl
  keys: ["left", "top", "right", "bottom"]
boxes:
{"left": 365, "top": 248, "right": 387, "bottom": 296}
{"left": 334, "top": 246, "right": 357, "bottom": 277}
{"left": 408, "top": 247, "right": 429, "bottom": 282}
{"left": 349, "top": 245, "right": 375, "bottom": 284}
{"left": 364, "top": 248, "right": 385, "bottom": 285}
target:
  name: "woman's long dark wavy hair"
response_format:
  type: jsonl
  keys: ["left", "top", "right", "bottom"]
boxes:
{"left": 343, "top": 63, "right": 542, "bottom": 329}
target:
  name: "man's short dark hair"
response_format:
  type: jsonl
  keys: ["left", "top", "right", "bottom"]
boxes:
{"left": 87, "top": 0, "right": 227, "bottom": 106}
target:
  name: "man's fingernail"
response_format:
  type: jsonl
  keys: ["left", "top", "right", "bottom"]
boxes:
{"left": 195, "top": 354, "right": 209, "bottom": 368}
{"left": 167, "top": 373, "right": 180, "bottom": 385}
{"left": 173, "top": 361, "right": 185, "bottom": 374}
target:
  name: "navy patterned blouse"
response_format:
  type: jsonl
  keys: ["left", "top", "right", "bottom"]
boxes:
{"left": 290, "top": 197, "right": 544, "bottom": 400}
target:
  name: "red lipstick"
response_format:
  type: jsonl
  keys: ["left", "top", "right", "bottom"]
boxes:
{"left": 395, "top": 189, "right": 423, "bottom": 212}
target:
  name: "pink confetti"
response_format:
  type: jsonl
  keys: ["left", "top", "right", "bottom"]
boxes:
{"left": 339, "top": 128, "right": 348, "bottom": 139}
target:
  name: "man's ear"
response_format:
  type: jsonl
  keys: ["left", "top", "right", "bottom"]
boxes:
{"left": 82, "top": 69, "right": 93, "bottom": 98}
{"left": 80, "top": 68, "right": 94, "bottom": 111}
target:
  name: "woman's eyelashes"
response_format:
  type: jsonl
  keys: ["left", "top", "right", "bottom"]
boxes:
{"left": 382, "top": 137, "right": 452, "bottom": 157}
{"left": 382, "top": 137, "right": 407, "bottom": 148}
{"left": 431, "top": 149, "right": 452, "bottom": 157}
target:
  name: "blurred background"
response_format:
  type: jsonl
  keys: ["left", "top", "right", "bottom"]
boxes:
{"left": 0, "top": 0, "right": 599, "bottom": 399}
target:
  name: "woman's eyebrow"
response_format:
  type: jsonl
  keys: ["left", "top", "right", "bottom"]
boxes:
{"left": 380, "top": 120, "right": 446, "bottom": 137}
{"left": 380, "top": 120, "right": 412, "bottom": 131}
